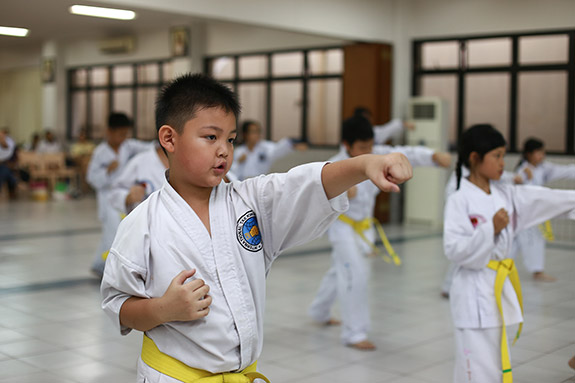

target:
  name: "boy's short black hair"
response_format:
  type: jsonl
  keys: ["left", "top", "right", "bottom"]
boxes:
{"left": 341, "top": 115, "right": 374, "bottom": 146}
{"left": 108, "top": 112, "right": 133, "bottom": 129}
{"left": 156, "top": 73, "right": 241, "bottom": 133}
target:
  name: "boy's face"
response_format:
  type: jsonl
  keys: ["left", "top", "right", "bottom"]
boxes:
{"left": 107, "top": 127, "right": 131, "bottom": 148}
{"left": 244, "top": 123, "right": 262, "bottom": 146}
{"left": 527, "top": 148, "right": 545, "bottom": 166}
{"left": 345, "top": 139, "right": 374, "bottom": 158}
{"left": 168, "top": 107, "right": 237, "bottom": 189}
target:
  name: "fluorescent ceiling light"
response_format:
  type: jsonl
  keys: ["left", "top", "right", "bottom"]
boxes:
{"left": 0, "top": 26, "right": 29, "bottom": 37}
{"left": 69, "top": 5, "right": 136, "bottom": 20}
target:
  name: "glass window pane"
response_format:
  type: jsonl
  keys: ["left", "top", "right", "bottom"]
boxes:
{"left": 420, "top": 75, "right": 458, "bottom": 148}
{"left": 138, "top": 63, "right": 159, "bottom": 84}
{"left": 307, "top": 79, "right": 341, "bottom": 145}
{"left": 136, "top": 88, "right": 158, "bottom": 140}
{"left": 271, "top": 81, "right": 302, "bottom": 141}
{"left": 309, "top": 49, "right": 343, "bottom": 75}
{"left": 465, "top": 73, "right": 510, "bottom": 143}
{"left": 239, "top": 55, "right": 267, "bottom": 78}
{"left": 71, "top": 91, "right": 87, "bottom": 138}
{"left": 72, "top": 69, "right": 87, "bottom": 87}
{"left": 421, "top": 41, "right": 459, "bottom": 70}
{"left": 211, "top": 57, "right": 234, "bottom": 80}
{"left": 237, "top": 83, "right": 267, "bottom": 141}
{"left": 91, "top": 67, "right": 109, "bottom": 86}
{"left": 113, "top": 65, "right": 133, "bottom": 85}
{"left": 162, "top": 61, "right": 174, "bottom": 82}
{"left": 467, "top": 38, "right": 511, "bottom": 67}
{"left": 517, "top": 72, "right": 567, "bottom": 152}
{"left": 90, "top": 90, "right": 109, "bottom": 140}
{"left": 113, "top": 89, "right": 133, "bottom": 118}
{"left": 519, "top": 35, "right": 569, "bottom": 65}
{"left": 272, "top": 52, "right": 303, "bottom": 77}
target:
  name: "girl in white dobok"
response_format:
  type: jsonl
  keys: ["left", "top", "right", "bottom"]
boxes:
{"left": 444, "top": 124, "right": 575, "bottom": 383}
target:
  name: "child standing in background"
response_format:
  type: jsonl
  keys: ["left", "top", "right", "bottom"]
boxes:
{"left": 308, "top": 114, "right": 451, "bottom": 350}
{"left": 512, "top": 137, "right": 575, "bottom": 282}
{"left": 87, "top": 113, "right": 151, "bottom": 277}
{"left": 101, "top": 73, "right": 413, "bottom": 381}
{"left": 444, "top": 124, "right": 575, "bottom": 383}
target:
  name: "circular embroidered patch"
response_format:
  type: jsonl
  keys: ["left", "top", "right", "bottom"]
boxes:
{"left": 236, "top": 210, "right": 263, "bottom": 252}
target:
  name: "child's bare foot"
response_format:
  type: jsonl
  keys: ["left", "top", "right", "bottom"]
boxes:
{"left": 347, "top": 340, "right": 376, "bottom": 351}
{"left": 440, "top": 291, "right": 449, "bottom": 299}
{"left": 568, "top": 355, "right": 575, "bottom": 370}
{"left": 323, "top": 318, "right": 341, "bottom": 326}
{"left": 533, "top": 271, "right": 557, "bottom": 282}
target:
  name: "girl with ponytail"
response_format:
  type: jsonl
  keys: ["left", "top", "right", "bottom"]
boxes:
{"left": 443, "top": 124, "right": 575, "bottom": 383}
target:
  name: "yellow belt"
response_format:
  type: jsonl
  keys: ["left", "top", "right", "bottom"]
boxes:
{"left": 539, "top": 220, "right": 554, "bottom": 242}
{"left": 486, "top": 259, "right": 524, "bottom": 383}
{"left": 141, "top": 335, "right": 270, "bottom": 383}
{"left": 337, "top": 215, "right": 401, "bottom": 266}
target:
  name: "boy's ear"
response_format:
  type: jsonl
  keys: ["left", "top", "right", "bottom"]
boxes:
{"left": 158, "top": 125, "right": 177, "bottom": 153}
{"left": 342, "top": 141, "right": 351, "bottom": 152}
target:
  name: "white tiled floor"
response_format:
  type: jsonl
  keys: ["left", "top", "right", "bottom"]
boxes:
{"left": 0, "top": 197, "right": 574, "bottom": 382}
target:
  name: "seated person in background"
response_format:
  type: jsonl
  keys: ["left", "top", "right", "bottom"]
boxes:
{"left": 230, "top": 120, "right": 307, "bottom": 180}
{"left": 36, "top": 129, "right": 62, "bottom": 153}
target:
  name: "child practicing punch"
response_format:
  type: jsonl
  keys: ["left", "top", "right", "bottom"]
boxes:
{"left": 87, "top": 113, "right": 151, "bottom": 277}
{"left": 511, "top": 137, "right": 575, "bottom": 282}
{"left": 308, "top": 114, "right": 451, "bottom": 350}
{"left": 443, "top": 124, "right": 575, "bottom": 383}
{"left": 100, "top": 73, "right": 413, "bottom": 382}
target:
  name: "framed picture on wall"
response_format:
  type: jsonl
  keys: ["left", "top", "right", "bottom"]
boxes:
{"left": 42, "top": 57, "right": 56, "bottom": 83}
{"left": 170, "top": 26, "right": 189, "bottom": 57}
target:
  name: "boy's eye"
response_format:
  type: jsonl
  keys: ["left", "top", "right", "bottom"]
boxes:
{"left": 206, "top": 135, "right": 216, "bottom": 140}
{"left": 228, "top": 137, "right": 236, "bottom": 144}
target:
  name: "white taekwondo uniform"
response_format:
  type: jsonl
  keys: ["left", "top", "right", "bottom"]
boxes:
{"left": 87, "top": 139, "right": 151, "bottom": 274}
{"left": 512, "top": 160, "right": 575, "bottom": 273}
{"left": 373, "top": 118, "right": 404, "bottom": 145}
{"left": 230, "top": 138, "right": 294, "bottom": 180}
{"left": 101, "top": 162, "right": 348, "bottom": 379}
{"left": 308, "top": 144, "right": 436, "bottom": 345}
{"left": 444, "top": 178, "right": 575, "bottom": 383}
{"left": 108, "top": 146, "right": 167, "bottom": 215}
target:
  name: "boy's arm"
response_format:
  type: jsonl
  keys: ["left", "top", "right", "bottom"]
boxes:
{"left": 119, "top": 269, "right": 212, "bottom": 332}
{"left": 321, "top": 152, "right": 412, "bottom": 200}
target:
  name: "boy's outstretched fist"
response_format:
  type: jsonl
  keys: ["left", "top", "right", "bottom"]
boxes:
{"left": 364, "top": 153, "right": 413, "bottom": 193}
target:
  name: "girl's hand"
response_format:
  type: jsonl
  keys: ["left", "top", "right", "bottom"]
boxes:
{"left": 493, "top": 208, "right": 509, "bottom": 235}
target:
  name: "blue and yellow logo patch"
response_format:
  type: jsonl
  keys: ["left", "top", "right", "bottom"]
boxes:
{"left": 236, "top": 210, "right": 263, "bottom": 252}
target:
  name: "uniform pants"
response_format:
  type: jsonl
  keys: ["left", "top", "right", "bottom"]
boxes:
{"left": 454, "top": 327, "right": 508, "bottom": 383}
{"left": 91, "top": 205, "right": 123, "bottom": 274}
{"left": 308, "top": 238, "right": 371, "bottom": 345}
{"left": 512, "top": 226, "right": 545, "bottom": 274}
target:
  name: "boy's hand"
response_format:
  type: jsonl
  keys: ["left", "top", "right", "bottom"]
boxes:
{"left": 160, "top": 269, "right": 212, "bottom": 322}
{"left": 107, "top": 160, "right": 119, "bottom": 174}
{"left": 493, "top": 208, "right": 509, "bottom": 235}
{"left": 365, "top": 153, "right": 412, "bottom": 193}
{"left": 126, "top": 184, "right": 146, "bottom": 207}
{"left": 523, "top": 167, "right": 533, "bottom": 180}
{"left": 431, "top": 151, "right": 452, "bottom": 168}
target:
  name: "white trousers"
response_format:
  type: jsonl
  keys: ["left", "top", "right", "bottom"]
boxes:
{"left": 308, "top": 238, "right": 371, "bottom": 344}
{"left": 454, "top": 327, "right": 509, "bottom": 383}
{"left": 91, "top": 204, "right": 123, "bottom": 274}
{"left": 512, "top": 226, "right": 546, "bottom": 274}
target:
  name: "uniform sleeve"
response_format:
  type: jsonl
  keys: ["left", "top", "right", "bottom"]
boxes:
{"left": 108, "top": 160, "right": 140, "bottom": 214}
{"left": 86, "top": 147, "right": 113, "bottom": 190}
{"left": 512, "top": 185, "right": 575, "bottom": 232}
{"left": 267, "top": 138, "right": 294, "bottom": 163}
{"left": 242, "top": 162, "right": 348, "bottom": 263}
{"left": 443, "top": 195, "right": 496, "bottom": 269}
{"left": 101, "top": 214, "right": 151, "bottom": 335}
{"left": 541, "top": 161, "right": 575, "bottom": 183}
{"left": 128, "top": 139, "right": 154, "bottom": 155}
{"left": 373, "top": 144, "right": 436, "bottom": 167}
{"left": 373, "top": 118, "right": 403, "bottom": 145}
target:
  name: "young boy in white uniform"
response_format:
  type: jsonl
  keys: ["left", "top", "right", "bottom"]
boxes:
{"left": 107, "top": 143, "right": 169, "bottom": 215}
{"left": 444, "top": 124, "right": 575, "bottom": 383}
{"left": 100, "top": 73, "right": 413, "bottom": 382}
{"left": 308, "top": 114, "right": 451, "bottom": 350}
{"left": 230, "top": 120, "right": 306, "bottom": 180}
{"left": 87, "top": 113, "right": 151, "bottom": 276}
{"left": 512, "top": 137, "right": 575, "bottom": 282}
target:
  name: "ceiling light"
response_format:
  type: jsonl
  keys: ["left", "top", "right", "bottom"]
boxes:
{"left": 0, "top": 26, "right": 29, "bottom": 37}
{"left": 69, "top": 5, "right": 136, "bottom": 20}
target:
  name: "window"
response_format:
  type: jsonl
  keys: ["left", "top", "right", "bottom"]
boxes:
{"left": 205, "top": 46, "right": 343, "bottom": 146}
{"left": 413, "top": 31, "right": 574, "bottom": 154}
{"left": 68, "top": 60, "right": 170, "bottom": 140}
